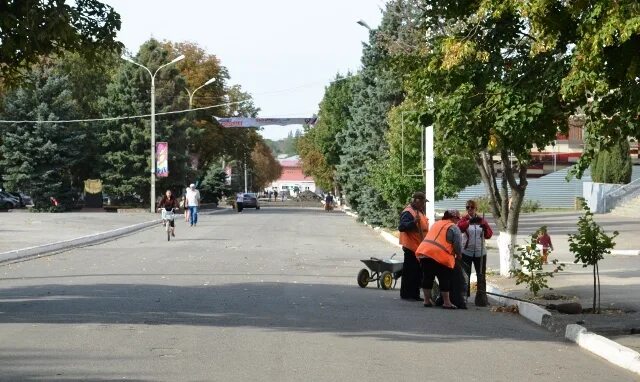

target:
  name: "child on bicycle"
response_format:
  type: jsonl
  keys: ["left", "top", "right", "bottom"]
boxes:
{"left": 158, "top": 189, "right": 179, "bottom": 237}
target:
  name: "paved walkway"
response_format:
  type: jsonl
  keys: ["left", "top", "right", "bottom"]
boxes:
{"left": 0, "top": 210, "right": 160, "bottom": 254}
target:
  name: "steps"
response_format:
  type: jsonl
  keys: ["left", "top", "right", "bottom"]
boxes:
{"left": 609, "top": 195, "right": 640, "bottom": 217}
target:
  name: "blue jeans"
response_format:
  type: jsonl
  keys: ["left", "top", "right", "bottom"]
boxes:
{"left": 188, "top": 206, "right": 198, "bottom": 225}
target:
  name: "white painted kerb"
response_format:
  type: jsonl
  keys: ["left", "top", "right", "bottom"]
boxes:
{"left": 565, "top": 324, "right": 640, "bottom": 375}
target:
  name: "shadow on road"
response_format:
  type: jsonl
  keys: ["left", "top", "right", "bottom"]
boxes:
{"left": 0, "top": 281, "right": 556, "bottom": 344}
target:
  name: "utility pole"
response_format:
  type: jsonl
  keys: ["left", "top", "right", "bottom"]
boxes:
{"left": 425, "top": 125, "right": 435, "bottom": 227}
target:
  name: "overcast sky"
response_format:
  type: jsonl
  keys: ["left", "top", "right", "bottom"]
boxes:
{"left": 101, "top": 0, "right": 385, "bottom": 140}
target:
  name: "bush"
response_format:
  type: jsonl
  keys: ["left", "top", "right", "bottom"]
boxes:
{"left": 521, "top": 199, "right": 540, "bottom": 213}
{"left": 590, "top": 137, "right": 632, "bottom": 184}
{"left": 511, "top": 232, "right": 564, "bottom": 296}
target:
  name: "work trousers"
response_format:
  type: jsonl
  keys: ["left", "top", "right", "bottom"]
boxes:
{"left": 400, "top": 247, "right": 422, "bottom": 300}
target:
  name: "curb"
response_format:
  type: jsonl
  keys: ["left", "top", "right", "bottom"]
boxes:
{"left": 565, "top": 324, "right": 640, "bottom": 375}
{"left": 610, "top": 249, "right": 640, "bottom": 256}
{"left": 350, "top": 209, "right": 640, "bottom": 376}
{"left": 0, "top": 219, "right": 159, "bottom": 263}
{"left": 0, "top": 209, "right": 228, "bottom": 263}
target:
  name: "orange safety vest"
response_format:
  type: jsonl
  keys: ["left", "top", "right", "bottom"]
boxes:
{"left": 398, "top": 205, "right": 429, "bottom": 252}
{"left": 415, "top": 220, "right": 455, "bottom": 269}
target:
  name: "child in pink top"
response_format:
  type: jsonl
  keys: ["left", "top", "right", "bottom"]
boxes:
{"left": 536, "top": 226, "right": 554, "bottom": 264}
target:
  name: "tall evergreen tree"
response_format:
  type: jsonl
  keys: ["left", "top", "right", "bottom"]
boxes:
{"left": 336, "top": 5, "right": 404, "bottom": 227}
{"left": 0, "top": 66, "right": 86, "bottom": 210}
{"left": 100, "top": 39, "right": 190, "bottom": 204}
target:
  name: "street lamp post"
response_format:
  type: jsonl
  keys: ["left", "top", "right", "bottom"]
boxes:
{"left": 186, "top": 77, "right": 216, "bottom": 110}
{"left": 122, "top": 54, "right": 185, "bottom": 213}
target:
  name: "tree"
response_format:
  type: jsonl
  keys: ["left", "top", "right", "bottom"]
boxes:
{"left": 0, "top": 0, "right": 122, "bottom": 85}
{"left": 167, "top": 41, "right": 230, "bottom": 175}
{"left": 384, "top": 0, "right": 570, "bottom": 275}
{"left": 250, "top": 139, "right": 282, "bottom": 191}
{"left": 0, "top": 66, "right": 86, "bottom": 210}
{"left": 590, "top": 137, "right": 632, "bottom": 184}
{"left": 569, "top": 203, "right": 618, "bottom": 313}
{"left": 554, "top": 1, "right": 640, "bottom": 177}
{"left": 100, "top": 39, "right": 190, "bottom": 204}
{"left": 298, "top": 74, "right": 356, "bottom": 193}
{"left": 336, "top": 4, "right": 406, "bottom": 227}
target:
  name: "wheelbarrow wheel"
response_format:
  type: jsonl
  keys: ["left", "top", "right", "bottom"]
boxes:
{"left": 357, "top": 269, "right": 370, "bottom": 288}
{"left": 380, "top": 271, "right": 393, "bottom": 290}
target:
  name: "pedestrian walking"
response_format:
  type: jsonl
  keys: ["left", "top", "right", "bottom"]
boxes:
{"left": 236, "top": 191, "right": 244, "bottom": 213}
{"left": 458, "top": 199, "right": 493, "bottom": 307}
{"left": 182, "top": 189, "right": 190, "bottom": 223}
{"left": 185, "top": 183, "right": 201, "bottom": 226}
{"left": 416, "top": 209, "right": 463, "bottom": 309}
{"left": 398, "top": 191, "right": 429, "bottom": 301}
{"left": 324, "top": 193, "right": 334, "bottom": 211}
{"left": 536, "top": 226, "right": 553, "bottom": 264}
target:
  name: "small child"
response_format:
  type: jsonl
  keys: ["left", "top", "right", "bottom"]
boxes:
{"left": 536, "top": 226, "right": 554, "bottom": 264}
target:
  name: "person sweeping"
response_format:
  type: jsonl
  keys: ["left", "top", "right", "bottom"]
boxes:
{"left": 457, "top": 199, "right": 493, "bottom": 307}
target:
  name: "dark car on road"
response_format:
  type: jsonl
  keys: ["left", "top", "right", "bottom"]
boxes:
{"left": 243, "top": 193, "right": 260, "bottom": 209}
{"left": 0, "top": 192, "right": 18, "bottom": 210}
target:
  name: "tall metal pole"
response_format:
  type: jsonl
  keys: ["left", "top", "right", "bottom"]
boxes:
{"left": 244, "top": 159, "right": 248, "bottom": 193}
{"left": 150, "top": 78, "right": 156, "bottom": 213}
{"left": 425, "top": 125, "right": 435, "bottom": 227}
{"left": 122, "top": 54, "right": 184, "bottom": 214}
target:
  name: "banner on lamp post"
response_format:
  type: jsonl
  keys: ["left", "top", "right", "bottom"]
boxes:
{"left": 156, "top": 142, "right": 169, "bottom": 177}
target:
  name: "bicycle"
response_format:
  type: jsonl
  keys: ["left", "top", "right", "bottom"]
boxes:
{"left": 160, "top": 208, "right": 177, "bottom": 241}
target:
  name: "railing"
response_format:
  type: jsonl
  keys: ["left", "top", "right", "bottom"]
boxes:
{"left": 603, "top": 176, "right": 640, "bottom": 212}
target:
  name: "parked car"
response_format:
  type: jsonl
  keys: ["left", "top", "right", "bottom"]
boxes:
{"left": 243, "top": 193, "right": 260, "bottom": 209}
{"left": 0, "top": 192, "right": 17, "bottom": 210}
{"left": 5, "top": 191, "right": 33, "bottom": 207}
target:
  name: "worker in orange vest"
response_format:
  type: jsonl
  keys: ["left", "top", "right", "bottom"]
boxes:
{"left": 416, "top": 209, "right": 463, "bottom": 309}
{"left": 398, "top": 192, "right": 429, "bottom": 301}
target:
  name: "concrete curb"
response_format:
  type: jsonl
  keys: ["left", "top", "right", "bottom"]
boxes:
{"left": 610, "top": 249, "right": 640, "bottom": 256}
{"left": 0, "top": 209, "right": 229, "bottom": 263}
{"left": 0, "top": 219, "right": 160, "bottom": 263}
{"left": 485, "top": 283, "right": 552, "bottom": 326}
{"left": 565, "top": 324, "right": 640, "bottom": 375}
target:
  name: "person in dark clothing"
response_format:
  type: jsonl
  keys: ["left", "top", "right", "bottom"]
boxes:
{"left": 157, "top": 189, "right": 179, "bottom": 237}
{"left": 398, "top": 192, "right": 429, "bottom": 301}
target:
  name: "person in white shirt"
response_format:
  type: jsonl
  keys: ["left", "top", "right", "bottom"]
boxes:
{"left": 236, "top": 192, "right": 244, "bottom": 213}
{"left": 185, "top": 183, "right": 201, "bottom": 226}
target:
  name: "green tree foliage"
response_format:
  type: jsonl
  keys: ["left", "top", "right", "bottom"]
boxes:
{"left": 385, "top": 1, "right": 568, "bottom": 248}
{"left": 0, "top": 0, "right": 122, "bottom": 85}
{"left": 569, "top": 203, "right": 618, "bottom": 313}
{"left": 552, "top": 1, "right": 640, "bottom": 177}
{"left": 298, "top": 74, "right": 356, "bottom": 192}
{"left": 511, "top": 233, "right": 564, "bottom": 297}
{"left": 168, "top": 41, "right": 229, "bottom": 175}
{"left": 336, "top": 5, "right": 406, "bottom": 227}
{"left": 0, "top": 66, "right": 86, "bottom": 210}
{"left": 199, "top": 167, "right": 230, "bottom": 204}
{"left": 590, "top": 137, "right": 632, "bottom": 184}
{"left": 100, "top": 39, "right": 190, "bottom": 204}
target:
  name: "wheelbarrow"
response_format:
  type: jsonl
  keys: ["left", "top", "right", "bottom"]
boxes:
{"left": 357, "top": 255, "right": 403, "bottom": 290}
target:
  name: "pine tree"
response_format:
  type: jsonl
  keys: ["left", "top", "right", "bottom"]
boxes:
{"left": 0, "top": 66, "right": 86, "bottom": 210}
{"left": 336, "top": 6, "right": 404, "bottom": 227}
{"left": 100, "top": 39, "right": 190, "bottom": 204}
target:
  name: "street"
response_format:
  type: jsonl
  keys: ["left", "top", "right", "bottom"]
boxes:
{"left": 0, "top": 208, "right": 637, "bottom": 381}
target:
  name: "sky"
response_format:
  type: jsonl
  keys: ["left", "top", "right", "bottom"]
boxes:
{"left": 101, "top": 0, "right": 385, "bottom": 140}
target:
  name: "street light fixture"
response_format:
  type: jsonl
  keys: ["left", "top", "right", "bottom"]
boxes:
{"left": 356, "top": 19, "right": 372, "bottom": 30}
{"left": 186, "top": 77, "right": 217, "bottom": 110}
{"left": 122, "top": 54, "right": 185, "bottom": 213}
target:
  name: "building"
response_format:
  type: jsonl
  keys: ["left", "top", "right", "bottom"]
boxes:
{"left": 268, "top": 155, "right": 317, "bottom": 196}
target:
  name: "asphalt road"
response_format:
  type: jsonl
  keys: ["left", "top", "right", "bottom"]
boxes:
{"left": 0, "top": 207, "right": 637, "bottom": 381}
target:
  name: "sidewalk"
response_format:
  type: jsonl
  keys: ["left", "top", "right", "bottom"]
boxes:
{"left": 0, "top": 210, "right": 158, "bottom": 254}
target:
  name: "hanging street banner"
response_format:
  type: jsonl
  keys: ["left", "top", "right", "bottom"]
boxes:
{"left": 215, "top": 117, "right": 317, "bottom": 128}
{"left": 156, "top": 142, "right": 169, "bottom": 178}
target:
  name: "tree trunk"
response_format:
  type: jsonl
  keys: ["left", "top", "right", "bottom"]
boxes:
{"left": 592, "top": 265, "right": 597, "bottom": 313}
{"left": 476, "top": 150, "right": 528, "bottom": 276}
